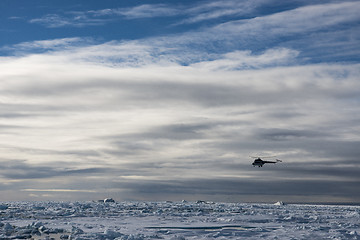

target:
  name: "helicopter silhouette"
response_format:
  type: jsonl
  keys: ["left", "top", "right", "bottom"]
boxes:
{"left": 250, "top": 156, "right": 282, "bottom": 167}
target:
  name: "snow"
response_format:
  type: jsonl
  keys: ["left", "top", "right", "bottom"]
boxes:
{"left": 0, "top": 201, "right": 359, "bottom": 239}
{"left": 274, "top": 201, "right": 285, "bottom": 206}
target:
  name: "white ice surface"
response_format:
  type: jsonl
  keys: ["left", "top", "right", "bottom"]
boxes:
{"left": 0, "top": 201, "right": 359, "bottom": 239}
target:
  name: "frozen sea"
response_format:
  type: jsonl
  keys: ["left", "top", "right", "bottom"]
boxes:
{"left": 0, "top": 201, "right": 359, "bottom": 239}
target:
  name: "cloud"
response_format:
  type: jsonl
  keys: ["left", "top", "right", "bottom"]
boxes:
{"left": 255, "top": 128, "right": 330, "bottom": 141}
{"left": 128, "top": 1, "right": 359, "bottom": 65}
{"left": 29, "top": 13, "right": 111, "bottom": 28}
{"left": 28, "top": 1, "right": 252, "bottom": 28}
{"left": 29, "top": 4, "right": 181, "bottom": 28}
{"left": 114, "top": 4, "right": 181, "bottom": 19}
{"left": 0, "top": 160, "right": 111, "bottom": 179}
{"left": 115, "top": 0, "right": 265, "bottom": 23}
{"left": 20, "top": 1, "right": 360, "bottom": 67}
{"left": 29, "top": 14, "right": 73, "bottom": 28}
{"left": 1, "top": 38, "right": 89, "bottom": 55}
{"left": 202, "top": 1, "right": 360, "bottom": 51}
{"left": 190, "top": 48, "right": 299, "bottom": 70}
{"left": 226, "top": 1, "right": 360, "bottom": 35}
{"left": 178, "top": 0, "right": 266, "bottom": 24}
{"left": 22, "top": 189, "right": 97, "bottom": 193}
{"left": 27, "top": 0, "right": 360, "bottom": 46}
{"left": 110, "top": 177, "right": 360, "bottom": 202}
{"left": 1, "top": 1, "right": 360, "bottom": 202}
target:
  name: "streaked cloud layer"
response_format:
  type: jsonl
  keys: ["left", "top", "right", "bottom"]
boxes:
{"left": 0, "top": 0, "right": 359, "bottom": 203}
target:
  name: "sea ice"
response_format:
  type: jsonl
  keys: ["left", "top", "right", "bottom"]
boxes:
{"left": 274, "top": 201, "right": 285, "bottom": 206}
{"left": 0, "top": 201, "right": 358, "bottom": 239}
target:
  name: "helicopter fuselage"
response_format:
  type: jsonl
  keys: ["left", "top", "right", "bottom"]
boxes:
{"left": 252, "top": 158, "right": 277, "bottom": 167}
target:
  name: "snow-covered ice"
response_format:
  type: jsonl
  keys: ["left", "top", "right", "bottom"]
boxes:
{"left": 0, "top": 201, "right": 359, "bottom": 239}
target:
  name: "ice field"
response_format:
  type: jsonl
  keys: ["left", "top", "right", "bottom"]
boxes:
{"left": 0, "top": 200, "right": 359, "bottom": 239}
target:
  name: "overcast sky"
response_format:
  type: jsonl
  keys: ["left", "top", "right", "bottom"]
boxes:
{"left": 0, "top": 0, "right": 359, "bottom": 203}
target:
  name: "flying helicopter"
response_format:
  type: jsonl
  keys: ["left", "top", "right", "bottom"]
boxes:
{"left": 250, "top": 156, "right": 282, "bottom": 167}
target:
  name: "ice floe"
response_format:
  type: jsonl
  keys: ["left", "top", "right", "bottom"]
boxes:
{"left": 274, "top": 201, "right": 285, "bottom": 206}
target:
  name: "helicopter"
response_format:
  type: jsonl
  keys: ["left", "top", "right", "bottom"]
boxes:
{"left": 250, "top": 156, "right": 282, "bottom": 167}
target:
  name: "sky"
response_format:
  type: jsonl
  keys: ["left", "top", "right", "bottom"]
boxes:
{"left": 0, "top": 0, "right": 359, "bottom": 203}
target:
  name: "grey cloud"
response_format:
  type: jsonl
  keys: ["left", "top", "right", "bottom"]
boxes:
{"left": 56, "top": 149, "right": 102, "bottom": 158}
{"left": 104, "top": 141, "right": 155, "bottom": 158}
{"left": 255, "top": 128, "right": 330, "bottom": 141}
{"left": 0, "top": 112, "right": 41, "bottom": 119}
{"left": 0, "top": 124, "right": 27, "bottom": 129}
{"left": 0, "top": 160, "right": 111, "bottom": 179}
{"left": 202, "top": 129, "right": 360, "bottom": 164}
{"left": 306, "top": 141, "right": 360, "bottom": 160}
{"left": 1, "top": 79, "right": 277, "bottom": 107}
{"left": 9, "top": 76, "right": 359, "bottom": 111}
{"left": 2, "top": 145, "right": 102, "bottom": 159}
{"left": 264, "top": 110, "right": 305, "bottom": 120}
{"left": 272, "top": 162, "right": 360, "bottom": 181}
{"left": 100, "top": 120, "right": 241, "bottom": 161}
{"left": 141, "top": 123, "right": 211, "bottom": 141}
{"left": 102, "top": 123, "right": 213, "bottom": 158}
{"left": 246, "top": 138, "right": 360, "bottom": 161}
{"left": 0, "top": 102, "right": 87, "bottom": 114}
{"left": 112, "top": 177, "right": 360, "bottom": 202}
